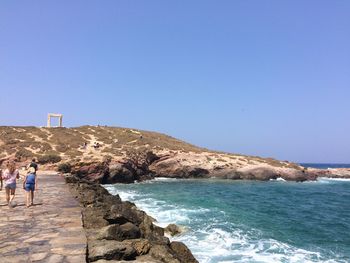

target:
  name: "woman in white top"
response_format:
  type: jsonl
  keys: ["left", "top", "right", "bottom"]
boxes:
{"left": 2, "top": 161, "right": 19, "bottom": 206}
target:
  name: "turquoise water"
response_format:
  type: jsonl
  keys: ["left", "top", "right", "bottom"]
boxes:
{"left": 105, "top": 178, "right": 350, "bottom": 263}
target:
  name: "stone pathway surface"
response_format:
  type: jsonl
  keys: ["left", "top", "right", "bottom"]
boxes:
{"left": 0, "top": 172, "right": 87, "bottom": 263}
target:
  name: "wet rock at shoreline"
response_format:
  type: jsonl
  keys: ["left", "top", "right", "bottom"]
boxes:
{"left": 97, "top": 223, "right": 141, "bottom": 241}
{"left": 164, "top": 224, "right": 183, "bottom": 236}
{"left": 148, "top": 245, "right": 181, "bottom": 263}
{"left": 108, "top": 163, "right": 135, "bottom": 183}
{"left": 88, "top": 240, "right": 137, "bottom": 262}
{"left": 65, "top": 174, "right": 198, "bottom": 263}
{"left": 123, "top": 239, "right": 152, "bottom": 256}
{"left": 170, "top": 241, "right": 198, "bottom": 263}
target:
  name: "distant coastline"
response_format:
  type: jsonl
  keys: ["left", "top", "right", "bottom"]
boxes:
{"left": 300, "top": 163, "right": 350, "bottom": 169}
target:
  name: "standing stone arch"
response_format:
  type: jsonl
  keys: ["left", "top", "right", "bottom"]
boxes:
{"left": 47, "top": 113, "right": 63, "bottom": 128}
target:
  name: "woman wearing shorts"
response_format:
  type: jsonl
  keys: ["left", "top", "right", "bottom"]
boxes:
{"left": 2, "top": 161, "right": 19, "bottom": 206}
{"left": 23, "top": 167, "right": 37, "bottom": 208}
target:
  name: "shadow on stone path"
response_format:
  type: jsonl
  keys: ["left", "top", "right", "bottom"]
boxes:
{"left": 0, "top": 172, "right": 87, "bottom": 263}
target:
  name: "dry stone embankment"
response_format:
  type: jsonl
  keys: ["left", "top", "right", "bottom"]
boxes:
{"left": 66, "top": 175, "right": 198, "bottom": 263}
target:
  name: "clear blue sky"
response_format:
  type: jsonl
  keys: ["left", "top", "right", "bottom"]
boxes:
{"left": 1, "top": 1, "right": 349, "bottom": 163}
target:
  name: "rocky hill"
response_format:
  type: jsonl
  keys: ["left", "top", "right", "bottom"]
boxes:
{"left": 0, "top": 125, "right": 336, "bottom": 181}
{"left": 0, "top": 126, "right": 203, "bottom": 161}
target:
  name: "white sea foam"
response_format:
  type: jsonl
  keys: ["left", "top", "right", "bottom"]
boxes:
{"left": 153, "top": 177, "right": 179, "bottom": 181}
{"left": 130, "top": 198, "right": 209, "bottom": 227}
{"left": 173, "top": 226, "right": 332, "bottom": 263}
{"left": 318, "top": 177, "right": 350, "bottom": 182}
{"left": 270, "top": 177, "right": 286, "bottom": 182}
{"left": 104, "top": 185, "right": 344, "bottom": 263}
{"left": 103, "top": 185, "right": 141, "bottom": 201}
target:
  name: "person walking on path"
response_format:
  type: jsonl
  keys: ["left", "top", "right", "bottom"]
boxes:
{"left": 29, "top": 158, "right": 38, "bottom": 174}
{"left": 2, "top": 161, "right": 20, "bottom": 207}
{"left": 23, "top": 167, "right": 37, "bottom": 208}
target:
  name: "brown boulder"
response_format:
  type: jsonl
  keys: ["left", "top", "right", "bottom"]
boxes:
{"left": 68, "top": 178, "right": 120, "bottom": 207}
{"left": 83, "top": 207, "right": 109, "bottom": 229}
{"left": 170, "top": 241, "right": 198, "bottom": 263}
{"left": 138, "top": 213, "right": 156, "bottom": 238}
{"left": 149, "top": 245, "right": 180, "bottom": 263}
{"left": 105, "top": 202, "right": 145, "bottom": 225}
{"left": 164, "top": 224, "right": 182, "bottom": 236}
{"left": 88, "top": 240, "right": 137, "bottom": 262}
{"left": 119, "top": 222, "right": 141, "bottom": 239}
{"left": 139, "top": 215, "right": 167, "bottom": 244}
{"left": 108, "top": 163, "right": 135, "bottom": 184}
{"left": 97, "top": 223, "right": 141, "bottom": 241}
{"left": 123, "top": 239, "right": 152, "bottom": 255}
{"left": 103, "top": 211, "right": 130, "bottom": 225}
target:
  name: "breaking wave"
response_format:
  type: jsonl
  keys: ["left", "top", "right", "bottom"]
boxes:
{"left": 105, "top": 181, "right": 349, "bottom": 263}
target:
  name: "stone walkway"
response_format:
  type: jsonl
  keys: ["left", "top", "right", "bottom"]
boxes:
{"left": 0, "top": 172, "right": 87, "bottom": 263}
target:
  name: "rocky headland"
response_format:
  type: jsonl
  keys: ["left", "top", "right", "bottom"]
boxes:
{"left": 1, "top": 125, "right": 348, "bottom": 182}
{"left": 71, "top": 151, "right": 316, "bottom": 184}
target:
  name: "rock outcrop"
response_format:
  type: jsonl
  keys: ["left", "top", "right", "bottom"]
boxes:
{"left": 1, "top": 126, "right": 347, "bottom": 182}
{"left": 307, "top": 167, "right": 350, "bottom": 179}
{"left": 71, "top": 151, "right": 318, "bottom": 183}
{"left": 66, "top": 175, "right": 198, "bottom": 263}
{"left": 164, "top": 224, "right": 185, "bottom": 237}
{"left": 148, "top": 152, "right": 316, "bottom": 182}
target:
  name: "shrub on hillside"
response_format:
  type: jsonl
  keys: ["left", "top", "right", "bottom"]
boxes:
{"left": 57, "top": 162, "right": 72, "bottom": 173}
{"left": 38, "top": 154, "right": 62, "bottom": 164}
{"left": 41, "top": 143, "right": 53, "bottom": 152}
{"left": 56, "top": 143, "right": 69, "bottom": 152}
{"left": 65, "top": 149, "right": 82, "bottom": 158}
{"left": 6, "top": 139, "right": 19, "bottom": 145}
{"left": 15, "top": 148, "right": 33, "bottom": 160}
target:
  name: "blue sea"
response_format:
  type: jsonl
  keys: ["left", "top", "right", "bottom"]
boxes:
{"left": 105, "top": 168, "right": 350, "bottom": 263}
